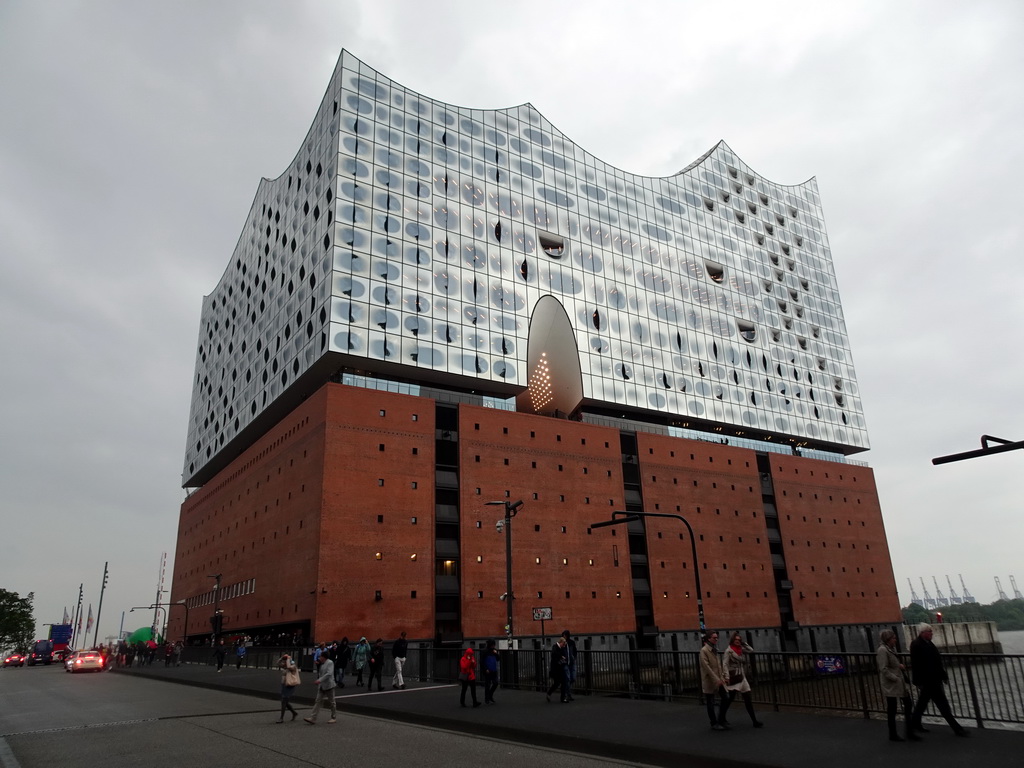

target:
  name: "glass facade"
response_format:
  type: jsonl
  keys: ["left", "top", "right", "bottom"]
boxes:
{"left": 184, "top": 50, "right": 867, "bottom": 486}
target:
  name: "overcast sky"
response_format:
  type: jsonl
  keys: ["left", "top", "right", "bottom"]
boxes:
{"left": 2, "top": 0, "right": 1022, "bottom": 642}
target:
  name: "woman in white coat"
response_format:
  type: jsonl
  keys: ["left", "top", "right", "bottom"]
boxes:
{"left": 720, "top": 632, "right": 763, "bottom": 728}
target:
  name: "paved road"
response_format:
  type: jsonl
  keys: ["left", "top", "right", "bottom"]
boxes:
{"left": 0, "top": 665, "right": 646, "bottom": 768}
{"left": 4, "top": 661, "right": 1023, "bottom": 768}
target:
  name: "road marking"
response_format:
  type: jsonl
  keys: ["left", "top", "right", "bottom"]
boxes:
{"left": 1, "top": 718, "right": 158, "bottom": 737}
{"left": 340, "top": 683, "right": 456, "bottom": 698}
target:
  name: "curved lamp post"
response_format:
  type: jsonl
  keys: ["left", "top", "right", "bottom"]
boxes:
{"left": 590, "top": 510, "right": 705, "bottom": 631}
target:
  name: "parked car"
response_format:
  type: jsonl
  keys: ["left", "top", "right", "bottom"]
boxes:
{"left": 65, "top": 650, "right": 104, "bottom": 673}
{"left": 2, "top": 653, "right": 25, "bottom": 668}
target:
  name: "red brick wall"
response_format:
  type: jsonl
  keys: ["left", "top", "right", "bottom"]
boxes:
{"left": 458, "top": 405, "right": 634, "bottom": 638}
{"left": 171, "top": 388, "right": 327, "bottom": 641}
{"left": 317, "top": 385, "right": 436, "bottom": 641}
{"left": 172, "top": 384, "right": 901, "bottom": 643}
{"left": 635, "top": 434, "right": 781, "bottom": 631}
{"left": 770, "top": 454, "right": 901, "bottom": 624}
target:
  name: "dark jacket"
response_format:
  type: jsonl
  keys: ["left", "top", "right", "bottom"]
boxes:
{"left": 549, "top": 641, "right": 569, "bottom": 677}
{"left": 910, "top": 637, "right": 947, "bottom": 687}
{"left": 392, "top": 637, "right": 408, "bottom": 658}
{"left": 368, "top": 645, "right": 384, "bottom": 669}
{"left": 337, "top": 642, "right": 352, "bottom": 668}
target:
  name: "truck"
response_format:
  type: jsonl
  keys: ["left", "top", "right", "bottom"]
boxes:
{"left": 50, "top": 623, "right": 73, "bottom": 661}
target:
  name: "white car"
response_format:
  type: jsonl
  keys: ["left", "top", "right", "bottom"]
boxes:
{"left": 65, "top": 650, "right": 104, "bottom": 673}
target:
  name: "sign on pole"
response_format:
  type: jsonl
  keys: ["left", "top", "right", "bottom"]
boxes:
{"left": 533, "top": 607, "right": 552, "bottom": 647}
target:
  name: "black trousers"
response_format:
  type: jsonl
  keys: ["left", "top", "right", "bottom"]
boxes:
{"left": 483, "top": 669, "right": 499, "bottom": 702}
{"left": 912, "top": 682, "right": 964, "bottom": 732}
{"left": 887, "top": 696, "right": 912, "bottom": 737}
{"left": 367, "top": 665, "right": 383, "bottom": 690}
{"left": 460, "top": 679, "right": 478, "bottom": 705}
{"left": 705, "top": 689, "right": 729, "bottom": 725}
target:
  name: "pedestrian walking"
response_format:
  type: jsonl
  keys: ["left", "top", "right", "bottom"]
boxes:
{"left": 213, "top": 639, "right": 227, "bottom": 672}
{"left": 335, "top": 637, "right": 351, "bottom": 688}
{"left": 459, "top": 646, "right": 481, "bottom": 707}
{"left": 720, "top": 632, "right": 763, "bottom": 728}
{"left": 353, "top": 637, "right": 370, "bottom": 686}
{"left": 700, "top": 631, "right": 729, "bottom": 730}
{"left": 561, "top": 630, "right": 578, "bottom": 701}
{"left": 545, "top": 635, "right": 570, "bottom": 702}
{"left": 305, "top": 654, "right": 337, "bottom": 724}
{"left": 173, "top": 640, "right": 182, "bottom": 667}
{"left": 276, "top": 653, "right": 300, "bottom": 723}
{"left": 392, "top": 631, "right": 408, "bottom": 689}
{"left": 910, "top": 623, "right": 969, "bottom": 737}
{"left": 367, "top": 638, "right": 385, "bottom": 691}
{"left": 482, "top": 638, "right": 499, "bottom": 704}
{"left": 235, "top": 640, "right": 247, "bottom": 670}
{"left": 877, "top": 629, "right": 918, "bottom": 742}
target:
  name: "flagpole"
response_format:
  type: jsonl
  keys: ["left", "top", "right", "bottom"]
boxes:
{"left": 71, "top": 583, "right": 83, "bottom": 649}
{"left": 93, "top": 561, "right": 108, "bottom": 648}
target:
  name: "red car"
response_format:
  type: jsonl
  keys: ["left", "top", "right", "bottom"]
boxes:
{"left": 2, "top": 653, "right": 25, "bottom": 668}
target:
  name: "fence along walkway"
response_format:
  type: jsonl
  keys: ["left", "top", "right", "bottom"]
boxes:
{"left": 177, "top": 645, "right": 1024, "bottom": 728}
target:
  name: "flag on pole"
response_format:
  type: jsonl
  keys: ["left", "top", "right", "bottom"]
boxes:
{"left": 76, "top": 608, "right": 83, "bottom": 633}
{"left": 62, "top": 607, "right": 70, "bottom": 625}
{"left": 86, "top": 604, "right": 94, "bottom": 634}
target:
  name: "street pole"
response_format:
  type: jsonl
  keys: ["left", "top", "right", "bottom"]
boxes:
{"left": 93, "top": 562, "right": 108, "bottom": 648}
{"left": 71, "top": 583, "right": 83, "bottom": 649}
{"left": 208, "top": 574, "right": 222, "bottom": 644}
{"left": 487, "top": 500, "right": 523, "bottom": 647}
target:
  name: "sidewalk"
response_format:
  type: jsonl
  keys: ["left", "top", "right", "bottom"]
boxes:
{"left": 115, "top": 662, "right": 1022, "bottom": 768}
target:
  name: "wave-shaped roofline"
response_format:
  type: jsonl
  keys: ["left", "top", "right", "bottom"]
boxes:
{"left": 203, "top": 49, "right": 819, "bottom": 302}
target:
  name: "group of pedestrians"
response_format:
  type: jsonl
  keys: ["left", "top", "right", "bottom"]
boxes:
{"left": 545, "top": 630, "right": 578, "bottom": 703}
{"left": 458, "top": 638, "right": 501, "bottom": 706}
{"left": 700, "top": 630, "right": 764, "bottom": 730}
{"left": 876, "top": 622, "right": 970, "bottom": 742}
{"left": 281, "top": 632, "right": 412, "bottom": 724}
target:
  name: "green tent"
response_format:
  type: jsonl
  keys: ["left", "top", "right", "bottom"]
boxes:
{"left": 125, "top": 627, "right": 164, "bottom": 645}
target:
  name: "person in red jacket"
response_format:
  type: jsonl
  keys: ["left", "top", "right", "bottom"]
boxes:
{"left": 459, "top": 647, "right": 480, "bottom": 707}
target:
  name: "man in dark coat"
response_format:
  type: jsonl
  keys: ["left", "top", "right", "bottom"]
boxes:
{"left": 910, "top": 623, "right": 968, "bottom": 736}
{"left": 545, "top": 636, "right": 570, "bottom": 703}
{"left": 392, "top": 631, "right": 408, "bottom": 689}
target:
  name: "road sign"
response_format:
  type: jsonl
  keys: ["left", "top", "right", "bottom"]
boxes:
{"left": 532, "top": 607, "right": 552, "bottom": 621}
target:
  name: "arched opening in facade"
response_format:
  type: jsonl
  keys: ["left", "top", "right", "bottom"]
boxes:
{"left": 516, "top": 296, "right": 583, "bottom": 417}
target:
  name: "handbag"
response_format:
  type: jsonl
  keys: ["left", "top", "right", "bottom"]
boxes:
{"left": 285, "top": 668, "right": 301, "bottom": 687}
{"left": 728, "top": 670, "right": 744, "bottom": 686}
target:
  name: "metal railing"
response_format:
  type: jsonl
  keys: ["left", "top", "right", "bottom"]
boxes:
{"left": 171, "top": 644, "right": 1024, "bottom": 727}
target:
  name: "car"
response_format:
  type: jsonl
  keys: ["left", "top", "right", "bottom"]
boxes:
{"left": 2, "top": 653, "right": 25, "bottom": 668}
{"left": 65, "top": 650, "right": 105, "bottom": 673}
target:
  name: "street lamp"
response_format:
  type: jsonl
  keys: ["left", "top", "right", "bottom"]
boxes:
{"left": 487, "top": 499, "right": 523, "bottom": 646}
{"left": 590, "top": 510, "right": 706, "bottom": 631}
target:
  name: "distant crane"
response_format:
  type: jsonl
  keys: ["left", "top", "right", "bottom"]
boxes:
{"left": 908, "top": 578, "right": 923, "bottom": 606}
{"left": 946, "top": 575, "right": 962, "bottom": 605}
{"left": 995, "top": 576, "right": 1009, "bottom": 601}
{"left": 932, "top": 576, "right": 949, "bottom": 607}
{"left": 920, "top": 577, "right": 935, "bottom": 609}
{"left": 959, "top": 575, "right": 977, "bottom": 604}
{"left": 1012, "top": 575, "right": 1024, "bottom": 600}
